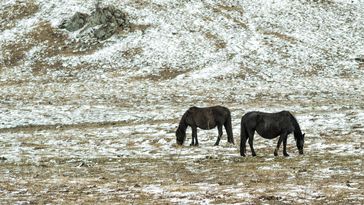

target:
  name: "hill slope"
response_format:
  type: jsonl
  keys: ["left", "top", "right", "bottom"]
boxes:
{"left": 0, "top": 0, "right": 363, "bottom": 204}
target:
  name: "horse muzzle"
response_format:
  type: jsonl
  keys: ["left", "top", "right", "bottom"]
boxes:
{"left": 176, "top": 139, "right": 183, "bottom": 145}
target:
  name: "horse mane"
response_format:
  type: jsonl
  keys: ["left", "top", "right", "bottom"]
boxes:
{"left": 177, "top": 110, "right": 190, "bottom": 132}
{"left": 288, "top": 112, "right": 303, "bottom": 141}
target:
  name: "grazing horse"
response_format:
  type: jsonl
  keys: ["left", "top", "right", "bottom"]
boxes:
{"left": 240, "top": 111, "right": 305, "bottom": 157}
{"left": 176, "top": 106, "right": 234, "bottom": 146}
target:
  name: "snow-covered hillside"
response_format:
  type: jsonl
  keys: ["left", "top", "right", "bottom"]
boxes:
{"left": 0, "top": 0, "right": 363, "bottom": 128}
{"left": 0, "top": 0, "right": 363, "bottom": 204}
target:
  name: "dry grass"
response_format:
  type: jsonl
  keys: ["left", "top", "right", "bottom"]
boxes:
{"left": 129, "top": 0, "right": 152, "bottom": 9}
{"left": 2, "top": 40, "right": 33, "bottom": 67}
{"left": 262, "top": 31, "right": 297, "bottom": 44}
{"left": 129, "top": 23, "right": 152, "bottom": 33}
{"left": 207, "top": 3, "right": 248, "bottom": 29}
{"left": 30, "top": 22, "right": 102, "bottom": 56}
{"left": 158, "top": 68, "right": 190, "bottom": 80}
{"left": 204, "top": 32, "right": 227, "bottom": 50}
{"left": 213, "top": 4, "right": 244, "bottom": 15}
{"left": 131, "top": 67, "right": 190, "bottom": 81}
{"left": 31, "top": 60, "right": 63, "bottom": 75}
{"left": 122, "top": 47, "right": 143, "bottom": 59}
{"left": 0, "top": 153, "right": 361, "bottom": 204}
{"left": 20, "top": 142, "right": 49, "bottom": 150}
{"left": 2, "top": 21, "right": 101, "bottom": 71}
{"left": 304, "top": 0, "right": 334, "bottom": 4}
{"left": 300, "top": 64, "right": 323, "bottom": 76}
{"left": 0, "top": 121, "right": 130, "bottom": 134}
{"left": 0, "top": 0, "right": 39, "bottom": 31}
{"left": 0, "top": 109, "right": 362, "bottom": 204}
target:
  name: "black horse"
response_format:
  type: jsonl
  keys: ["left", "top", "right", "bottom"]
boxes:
{"left": 176, "top": 106, "right": 234, "bottom": 146}
{"left": 240, "top": 111, "right": 305, "bottom": 157}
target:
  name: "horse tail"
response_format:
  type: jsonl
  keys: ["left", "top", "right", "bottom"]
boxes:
{"left": 225, "top": 111, "right": 234, "bottom": 144}
{"left": 240, "top": 116, "right": 249, "bottom": 156}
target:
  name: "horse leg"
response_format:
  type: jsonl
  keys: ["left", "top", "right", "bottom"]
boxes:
{"left": 274, "top": 136, "right": 283, "bottom": 156}
{"left": 190, "top": 134, "right": 194, "bottom": 146}
{"left": 192, "top": 127, "right": 199, "bottom": 146}
{"left": 283, "top": 134, "right": 289, "bottom": 157}
{"left": 214, "top": 125, "right": 223, "bottom": 146}
{"left": 240, "top": 136, "right": 247, "bottom": 157}
{"left": 224, "top": 119, "right": 234, "bottom": 144}
{"left": 190, "top": 127, "right": 196, "bottom": 146}
{"left": 240, "top": 123, "right": 248, "bottom": 156}
{"left": 248, "top": 129, "right": 256, "bottom": 156}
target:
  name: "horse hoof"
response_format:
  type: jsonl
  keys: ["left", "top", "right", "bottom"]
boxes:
{"left": 274, "top": 152, "right": 278, "bottom": 156}
{"left": 284, "top": 153, "right": 290, "bottom": 157}
{"left": 214, "top": 143, "right": 219, "bottom": 146}
{"left": 252, "top": 153, "right": 257, "bottom": 157}
{"left": 190, "top": 144, "right": 194, "bottom": 146}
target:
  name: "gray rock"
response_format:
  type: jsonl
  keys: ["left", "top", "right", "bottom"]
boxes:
{"left": 59, "top": 12, "right": 89, "bottom": 32}
{"left": 59, "top": 5, "right": 129, "bottom": 41}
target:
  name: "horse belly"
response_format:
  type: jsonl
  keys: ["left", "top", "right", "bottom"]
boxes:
{"left": 256, "top": 129, "right": 279, "bottom": 139}
{"left": 197, "top": 121, "right": 217, "bottom": 130}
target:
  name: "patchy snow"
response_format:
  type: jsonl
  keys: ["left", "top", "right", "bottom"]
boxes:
{"left": 189, "top": 63, "right": 239, "bottom": 79}
{"left": 0, "top": 0, "right": 363, "bottom": 204}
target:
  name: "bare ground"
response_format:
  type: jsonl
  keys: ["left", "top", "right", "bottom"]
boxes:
{"left": 0, "top": 0, "right": 363, "bottom": 203}
{"left": 0, "top": 103, "right": 363, "bottom": 204}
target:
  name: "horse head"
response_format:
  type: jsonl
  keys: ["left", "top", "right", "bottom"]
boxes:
{"left": 296, "top": 133, "right": 305, "bottom": 155}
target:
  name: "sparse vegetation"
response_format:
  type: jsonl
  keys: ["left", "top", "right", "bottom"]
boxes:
{"left": 0, "top": 0, "right": 362, "bottom": 204}
{"left": 204, "top": 32, "right": 227, "bottom": 50}
{"left": 122, "top": 47, "right": 143, "bottom": 59}
{"left": 2, "top": 40, "right": 33, "bottom": 67}
{"left": 262, "top": 31, "right": 297, "bottom": 44}
{"left": 0, "top": 0, "right": 39, "bottom": 31}
{"left": 0, "top": 138, "right": 362, "bottom": 204}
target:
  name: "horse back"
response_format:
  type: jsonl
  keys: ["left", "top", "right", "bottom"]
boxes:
{"left": 186, "top": 106, "right": 230, "bottom": 129}
{"left": 241, "top": 111, "right": 295, "bottom": 139}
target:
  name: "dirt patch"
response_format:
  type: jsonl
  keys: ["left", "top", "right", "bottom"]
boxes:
{"left": 204, "top": 32, "right": 227, "bottom": 50}
{"left": 130, "top": 0, "right": 152, "bottom": 9}
{"left": 1, "top": 21, "right": 101, "bottom": 70}
{"left": 0, "top": 1, "right": 39, "bottom": 31}
{"left": 304, "top": 0, "right": 334, "bottom": 5}
{"left": 129, "top": 23, "right": 152, "bottom": 33}
{"left": 30, "top": 22, "right": 102, "bottom": 56}
{"left": 0, "top": 121, "right": 130, "bottom": 134}
{"left": 131, "top": 67, "right": 191, "bottom": 81}
{"left": 214, "top": 4, "right": 244, "bottom": 14}
{"left": 206, "top": 3, "right": 248, "bottom": 29}
{"left": 1, "top": 40, "right": 33, "bottom": 67}
{"left": 299, "top": 64, "right": 323, "bottom": 77}
{"left": 122, "top": 47, "right": 143, "bottom": 59}
{"left": 262, "top": 31, "right": 297, "bottom": 44}
{"left": 0, "top": 152, "right": 361, "bottom": 204}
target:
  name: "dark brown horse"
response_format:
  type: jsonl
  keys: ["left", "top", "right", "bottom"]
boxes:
{"left": 176, "top": 106, "right": 234, "bottom": 146}
{"left": 240, "top": 111, "right": 305, "bottom": 157}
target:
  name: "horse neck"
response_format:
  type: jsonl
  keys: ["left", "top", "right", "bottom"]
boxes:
{"left": 294, "top": 127, "right": 303, "bottom": 140}
{"left": 178, "top": 122, "right": 187, "bottom": 133}
{"left": 290, "top": 114, "right": 303, "bottom": 140}
{"left": 178, "top": 114, "right": 188, "bottom": 132}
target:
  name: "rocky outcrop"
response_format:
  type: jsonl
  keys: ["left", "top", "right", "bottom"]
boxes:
{"left": 59, "top": 4, "right": 129, "bottom": 40}
{"left": 59, "top": 12, "right": 89, "bottom": 32}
